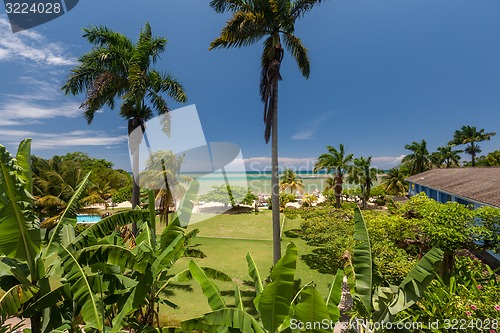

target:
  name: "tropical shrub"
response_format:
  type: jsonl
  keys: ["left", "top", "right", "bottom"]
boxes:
{"left": 345, "top": 208, "right": 444, "bottom": 332}
{"left": 400, "top": 256, "right": 500, "bottom": 332}
{"left": 0, "top": 139, "right": 221, "bottom": 332}
{"left": 198, "top": 185, "right": 255, "bottom": 207}
{"left": 295, "top": 206, "right": 419, "bottom": 284}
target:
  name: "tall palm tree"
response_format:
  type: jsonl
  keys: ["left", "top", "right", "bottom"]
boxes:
{"left": 209, "top": 0, "right": 319, "bottom": 263}
{"left": 347, "top": 156, "right": 378, "bottom": 209}
{"left": 279, "top": 168, "right": 304, "bottom": 195}
{"left": 314, "top": 144, "right": 354, "bottom": 208}
{"left": 448, "top": 125, "right": 496, "bottom": 166}
{"left": 62, "top": 23, "right": 187, "bottom": 234}
{"left": 140, "top": 149, "right": 188, "bottom": 224}
{"left": 432, "top": 145, "right": 462, "bottom": 168}
{"left": 402, "top": 140, "right": 430, "bottom": 175}
{"left": 381, "top": 167, "right": 408, "bottom": 195}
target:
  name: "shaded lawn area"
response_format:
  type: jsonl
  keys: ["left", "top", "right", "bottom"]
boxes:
{"left": 159, "top": 210, "right": 334, "bottom": 326}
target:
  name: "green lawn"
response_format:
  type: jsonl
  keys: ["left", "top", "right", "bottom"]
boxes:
{"left": 158, "top": 209, "right": 333, "bottom": 326}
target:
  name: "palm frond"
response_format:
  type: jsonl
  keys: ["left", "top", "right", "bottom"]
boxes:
{"left": 209, "top": 12, "right": 270, "bottom": 50}
{"left": 282, "top": 33, "right": 310, "bottom": 78}
{"left": 83, "top": 25, "right": 133, "bottom": 49}
{"left": 210, "top": 0, "right": 256, "bottom": 13}
{"left": 290, "top": 0, "right": 323, "bottom": 19}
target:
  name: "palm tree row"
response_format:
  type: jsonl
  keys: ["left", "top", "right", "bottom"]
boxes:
{"left": 64, "top": 1, "right": 322, "bottom": 264}
{"left": 402, "top": 125, "right": 496, "bottom": 175}
{"left": 314, "top": 144, "right": 380, "bottom": 209}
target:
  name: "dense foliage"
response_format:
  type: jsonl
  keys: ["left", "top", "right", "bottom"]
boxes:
{"left": 198, "top": 185, "right": 258, "bottom": 207}
{"left": 32, "top": 152, "right": 132, "bottom": 218}
{"left": 291, "top": 194, "right": 500, "bottom": 285}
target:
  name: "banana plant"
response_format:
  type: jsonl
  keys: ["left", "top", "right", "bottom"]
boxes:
{"left": 182, "top": 242, "right": 344, "bottom": 333}
{"left": 0, "top": 139, "right": 98, "bottom": 332}
{"left": 345, "top": 208, "right": 444, "bottom": 332}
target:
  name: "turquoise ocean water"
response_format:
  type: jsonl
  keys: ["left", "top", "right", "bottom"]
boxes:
{"left": 180, "top": 171, "right": 333, "bottom": 195}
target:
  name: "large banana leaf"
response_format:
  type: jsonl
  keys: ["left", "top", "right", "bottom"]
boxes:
{"left": 23, "top": 285, "right": 68, "bottom": 317}
{"left": 258, "top": 242, "right": 297, "bottom": 333}
{"left": 60, "top": 245, "right": 103, "bottom": 330}
{"left": 374, "top": 247, "right": 444, "bottom": 322}
{"left": 111, "top": 269, "right": 154, "bottom": 333}
{"left": 0, "top": 142, "right": 40, "bottom": 272}
{"left": 70, "top": 210, "right": 150, "bottom": 250}
{"left": 246, "top": 252, "right": 264, "bottom": 297}
{"left": 292, "top": 285, "right": 331, "bottom": 333}
{"left": 188, "top": 260, "right": 226, "bottom": 311}
{"left": 159, "top": 180, "right": 199, "bottom": 250}
{"left": 325, "top": 269, "right": 343, "bottom": 323}
{"left": 46, "top": 172, "right": 92, "bottom": 253}
{"left": 15, "top": 139, "right": 33, "bottom": 197}
{"left": 235, "top": 285, "right": 244, "bottom": 310}
{"left": 181, "top": 308, "right": 266, "bottom": 333}
{"left": 156, "top": 266, "right": 231, "bottom": 300}
{"left": 73, "top": 244, "right": 147, "bottom": 274}
{"left": 0, "top": 283, "right": 38, "bottom": 321}
{"left": 352, "top": 208, "right": 372, "bottom": 317}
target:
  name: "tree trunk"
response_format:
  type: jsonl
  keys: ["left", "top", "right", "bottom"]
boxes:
{"left": 131, "top": 150, "right": 140, "bottom": 235}
{"left": 271, "top": 77, "right": 281, "bottom": 265}
{"left": 334, "top": 175, "right": 342, "bottom": 209}
{"left": 30, "top": 312, "right": 41, "bottom": 333}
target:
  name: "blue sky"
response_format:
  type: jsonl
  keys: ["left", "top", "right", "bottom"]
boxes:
{"left": 1, "top": 0, "right": 499, "bottom": 171}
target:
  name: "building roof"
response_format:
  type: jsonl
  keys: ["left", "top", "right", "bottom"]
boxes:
{"left": 405, "top": 167, "right": 500, "bottom": 208}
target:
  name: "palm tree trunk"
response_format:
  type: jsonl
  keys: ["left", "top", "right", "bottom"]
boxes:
{"left": 271, "top": 78, "right": 281, "bottom": 265}
{"left": 335, "top": 175, "right": 342, "bottom": 209}
{"left": 30, "top": 313, "right": 41, "bottom": 333}
{"left": 131, "top": 151, "right": 140, "bottom": 235}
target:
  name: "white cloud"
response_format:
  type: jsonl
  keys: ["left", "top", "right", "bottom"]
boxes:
{"left": 371, "top": 155, "right": 405, "bottom": 170}
{"left": 0, "top": 100, "right": 81, "bottom": 125}
{"left": 291, "top": 129, "right": 316, "bottom": 140}
{"left": 290, "top": 111, "right": 336, "bottom": 141}
{"left": 0, "top": 15, "right": 76, "bottom": 66}
{"left": 0, "top": 128, "right": 127, "bottom": 149}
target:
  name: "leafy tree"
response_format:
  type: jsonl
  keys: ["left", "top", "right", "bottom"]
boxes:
{"left": 448, "top": 125, "right": 496, "bottom": 166}
{"left": 209, "top": 0, "right": 320, "bottom": 264}
{"left": 380, "top": 167, "right": 408, "bottom": 195}
{"left": 314, "top": 144, "right": 354, "bottom": 208}
{"left": 279, "top": 168, "right": 303, "bottom": 195}
{"left": 112, "top": 185, "right": 132, "bottom": 204}
{"left": 430, "top": 145, "right": 462, "bottom": 168}
{"left": 62, "top": 23, "right": 187, "bottom": 234}
{"left": 485, "top": 149, "right": 500, "bottom": 166}
{"left": 199, "top": 185, "right": 254, "bottom": 208}
{"left": 402, "top": 139, "right": 430, "bottom": 175}
{"left": 347, "top": 156, "right": 378, "bottom": 209}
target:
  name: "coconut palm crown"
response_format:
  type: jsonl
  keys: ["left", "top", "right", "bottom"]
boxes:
{"left": 62, "top": 23, "right": 187, "bottom": 233}
{"left": 448, "top": 125, "right": 496, "bottom": 166}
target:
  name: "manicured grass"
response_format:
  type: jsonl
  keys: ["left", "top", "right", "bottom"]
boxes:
{"left": 158, "top": 210, "right": 334, "bottom": 326}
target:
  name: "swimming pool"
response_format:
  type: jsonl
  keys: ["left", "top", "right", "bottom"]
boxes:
{"left": 77, "top": 215, "right": 101, "bottom": 223}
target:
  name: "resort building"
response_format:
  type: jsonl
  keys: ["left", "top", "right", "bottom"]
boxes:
{"left": 406, "top": 167, "right": 500, "bottom": 209}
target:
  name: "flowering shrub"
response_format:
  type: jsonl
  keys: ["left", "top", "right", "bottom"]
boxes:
{"left": 401, "top": 256, "right": 500, "bottom": 332}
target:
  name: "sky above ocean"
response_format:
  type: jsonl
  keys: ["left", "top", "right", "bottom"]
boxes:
{"left": 0, "top": 0, "right": 499, "bottom": 171}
